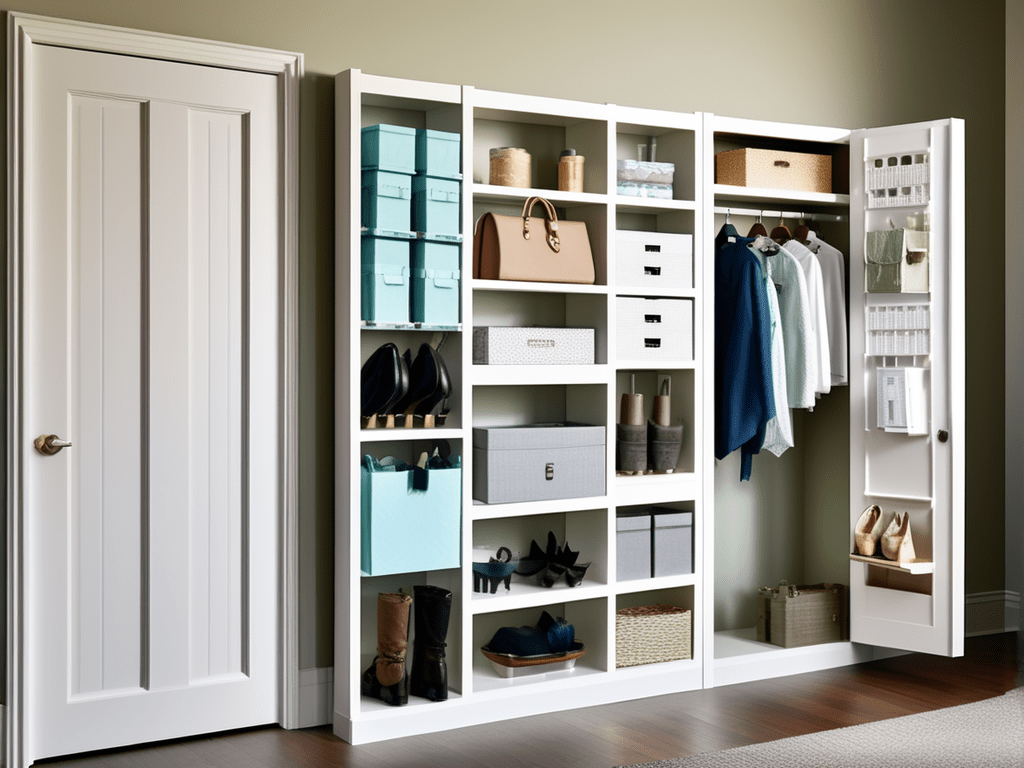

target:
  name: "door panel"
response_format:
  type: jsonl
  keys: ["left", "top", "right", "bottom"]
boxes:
{"left": 27, "top": 43, "right": 280, "bottom": 760}
{"left": 849, "top": 119, "right": 965, "bottom": 657}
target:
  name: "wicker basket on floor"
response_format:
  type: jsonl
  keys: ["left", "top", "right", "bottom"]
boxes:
{"left": 615, "top": 604, "right": 692, "bottom": 668}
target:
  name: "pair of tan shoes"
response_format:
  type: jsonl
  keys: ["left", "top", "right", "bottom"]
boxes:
{"left": 854, "top": 505, "right": 916, "bottom": 563}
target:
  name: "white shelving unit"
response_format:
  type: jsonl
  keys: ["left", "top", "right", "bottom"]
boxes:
{"left": 336, "top": 71, "right": 964, "bottom": 745}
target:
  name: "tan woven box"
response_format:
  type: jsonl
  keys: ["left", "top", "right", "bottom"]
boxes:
{"left": 756, "top": 582, "right": 848, "bottom": 649}
{"left": 716, "top": 148, "right": 832, "bottom": 194}
{"left": 615, "top": 604, "right": 691, "bottom": 667}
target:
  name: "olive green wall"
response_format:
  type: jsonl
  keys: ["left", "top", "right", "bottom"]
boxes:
{"left": 2, "top": 0, "right": 1007, "bottom": 664}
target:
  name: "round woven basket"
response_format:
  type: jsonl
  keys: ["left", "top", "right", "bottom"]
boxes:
{"left": 615, "top": 604, "right": 691, "bottom": 668}
{"left": 489, "top": 147, "right": 530, "bottom": 188}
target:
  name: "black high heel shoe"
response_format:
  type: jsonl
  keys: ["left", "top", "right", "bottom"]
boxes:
{"left": 360, "top": 343, "right": 409, "bottom": 428}
{"left": 392, "top": 344, "right": 453, "bottom": 428}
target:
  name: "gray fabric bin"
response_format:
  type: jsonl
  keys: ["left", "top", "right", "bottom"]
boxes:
{"left": 653, "top": 508, "right": 693, "bottom": 577}
{"left": 472, "top": 422, "right": 605, "bottom": 504}
{"left": 616, "top": 511, "right": 652, "bottom": 581}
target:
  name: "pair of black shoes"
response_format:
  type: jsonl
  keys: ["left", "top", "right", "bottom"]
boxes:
{"left": 361, "top": 342, "right": 452, "bottom": 428}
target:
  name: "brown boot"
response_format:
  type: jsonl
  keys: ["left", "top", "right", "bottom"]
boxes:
{"left": 361, "top": 592, "right": 412, "bottom": 706}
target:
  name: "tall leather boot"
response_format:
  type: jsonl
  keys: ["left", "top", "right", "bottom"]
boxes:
{"left": 410, "top": 584, "right": 452, "bottom": 701}
{"left": 361, "top": 592, "right": 412, "bottom": 706}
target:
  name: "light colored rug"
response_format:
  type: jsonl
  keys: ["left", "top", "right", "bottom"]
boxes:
{"left": 620, "top": 687, "right": 1024, "bottom": 768}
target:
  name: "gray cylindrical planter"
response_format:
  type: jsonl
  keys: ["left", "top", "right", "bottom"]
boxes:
{"left": 616, "top": 423, "right": 647, "bottom": 473}
{"left": 648, "top": 420, "right": 684, "bottom": 473}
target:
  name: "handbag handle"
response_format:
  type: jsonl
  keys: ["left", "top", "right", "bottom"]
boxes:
{"left": 520, "top": 196, "right": 561, "bottom": 253}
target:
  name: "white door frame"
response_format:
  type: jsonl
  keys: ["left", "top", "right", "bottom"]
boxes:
{"left": 5, "top": 12, "right": 302, "bottom": 767}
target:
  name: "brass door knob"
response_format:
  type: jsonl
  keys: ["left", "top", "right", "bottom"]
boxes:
{"left": 34, "top": 434, "right": 72, "bottom": 456}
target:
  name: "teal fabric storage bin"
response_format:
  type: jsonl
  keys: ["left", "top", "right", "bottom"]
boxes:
{"left": 413, "top": 176, "right": 460, "bottom": 235}
{"left": 361, "top": 454, "right": 462, "bottom": 576}
{"left": 412, "top": 238, "right": 460, "bottom": 325}
{"left": 361, "top": 233, "right": 411, "bottom": 324}
{"left": 416, "top": 129, "right": 461, "bottom": 179}
{"left": 361, "top": 170, "right": 412, "bottom": 232}
{"left": 361, "top": 124, "right": 416, "bottom": 173}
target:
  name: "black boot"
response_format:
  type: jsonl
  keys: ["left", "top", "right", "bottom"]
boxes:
{"left": 361, "top": 592, "right": 412, "bottom": 706}
{"left": 410, "top": 585, "right": 452, "bottom": 701}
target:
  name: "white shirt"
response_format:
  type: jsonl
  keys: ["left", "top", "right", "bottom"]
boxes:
{"left": 807, "top": 231, "right": 848, "bottom": 387}
{"left": 771, "top": 246, "right": 817, "bottom": 409}
{"left": 753, "top": 247, "right": 793, "bottom": 457}
{"left": 781, "top": 239, "right": 832, "bottom": 397}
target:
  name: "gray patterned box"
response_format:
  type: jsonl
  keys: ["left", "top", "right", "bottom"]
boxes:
{"left": 473, "top": 327, "right": 595, "bottom": 365}
{"left": 472, "top": 423, "right": 606, "bottom": 504}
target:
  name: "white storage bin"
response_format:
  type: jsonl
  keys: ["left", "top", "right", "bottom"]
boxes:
{"left": 473, "top": 327, "right": 595, "bottom": 365}
{"left": 616, "top": 231, "right": 692, "bottom": 293}
{"left": 616, "top": 297, "right": 693, "bottom": 362}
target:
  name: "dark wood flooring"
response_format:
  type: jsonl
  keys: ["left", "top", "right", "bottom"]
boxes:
{"left": 39, "top": 632, "right": 1019, "bottom": 768}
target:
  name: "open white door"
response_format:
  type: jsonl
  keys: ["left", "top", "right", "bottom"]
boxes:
{"left": 8, "top": 14, "right": 300, "bottom": 766}
{"left": 849, "top": 119, "right": 965, "bottom": 657}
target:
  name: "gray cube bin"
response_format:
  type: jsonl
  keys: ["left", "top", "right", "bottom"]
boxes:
{"left": 616, "top": 511, "right": 652, "bottom": 581}
{"left": 472, "top": 423, "right": 606, "bottom": 504}
{"left": 653, "top": 509, "right": 693, "bottom": 577}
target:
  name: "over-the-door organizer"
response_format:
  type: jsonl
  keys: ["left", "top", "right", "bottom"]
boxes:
{"left": 336, "top": 70, "right": 963, "bottom": 746}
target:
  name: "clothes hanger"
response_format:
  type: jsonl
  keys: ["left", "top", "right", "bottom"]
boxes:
{"left": 793, "top": 213, "right": 811, "bottom": 244}
{"left": 770, "top": 215, "right": 792, "bottom": 244}
{"left": 747, "top": 210, "right": 768, "bottom": 238}
{"left": 718, "top": 209, "right": 739, "bottom": 241}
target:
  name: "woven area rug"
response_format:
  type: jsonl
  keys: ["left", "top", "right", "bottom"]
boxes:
{"left": 619, "top": 687, "right": 1024, "bottom": 768}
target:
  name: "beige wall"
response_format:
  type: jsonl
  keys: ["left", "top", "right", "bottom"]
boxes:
{"left": 1, "top": 0, "right": 1007, "bottom": 664}
{"left": 1007, "top": 1, "right": 1023, "bottom": 627}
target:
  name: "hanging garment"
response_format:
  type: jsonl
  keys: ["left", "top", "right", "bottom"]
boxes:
{"left": 781, "top": 238, "right": 831, "bottom": 398}
{"left": 807, "top": 230, "right": 848, "bottom": 386}
{"left": 714, "top": 224, "right": 775, "bottom": 481}
{"left": 752, "top": 245, "right": 793, "bottom": 457}
{"left": 770, "top": 245, "right": 816, "bottom": 409}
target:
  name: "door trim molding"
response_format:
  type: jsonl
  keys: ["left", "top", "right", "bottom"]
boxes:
{"left": 6, "top": 12, "right": 302, "bottom": 766}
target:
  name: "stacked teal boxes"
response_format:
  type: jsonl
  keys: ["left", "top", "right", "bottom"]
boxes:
{"left": 361, "top": 124, "right": 416, "bottom": 324}
{"left": 412, "top": 128, "right": 462, "bottom": 325}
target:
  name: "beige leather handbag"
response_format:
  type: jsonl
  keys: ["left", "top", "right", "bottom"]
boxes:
{"left": 473, "top": 196, "right": 595, "bottom": 284}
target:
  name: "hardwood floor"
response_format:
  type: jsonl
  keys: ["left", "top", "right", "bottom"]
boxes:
{"left": 39, "top": 633, "right": 1019, "bottom": 768}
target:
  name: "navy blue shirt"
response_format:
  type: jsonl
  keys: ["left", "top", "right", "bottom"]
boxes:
{"left": 714, "top": 225, "right": 775, "bottom": 480}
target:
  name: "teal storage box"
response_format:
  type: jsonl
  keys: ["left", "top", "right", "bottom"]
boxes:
{"left": 416, "top": 129, "right": 461, "bottom": 178}
{"left": 413, "top": 176, "right": 460, "bottom": 235}
{"left": 362, "top": 170, "right": 412, "bottom": 232}
{"left": 361, "top": 124, "right": 416, "bottom": 173}
{"left": 412, "top": 238, "right": 460, "bottom": 325}
{"left": 361, "top": 233, "right": 411, "bottom": 324}
{"left": 361, "top": 454, "right": 462, "bottom": 576}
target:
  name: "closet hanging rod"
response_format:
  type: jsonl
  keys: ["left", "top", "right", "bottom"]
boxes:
{"left": 713, "top": 205, "right": 848, "bottom": 223}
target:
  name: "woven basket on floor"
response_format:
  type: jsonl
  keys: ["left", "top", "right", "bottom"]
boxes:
{"left": 615, "top": 604, "right": 691, "bottom": 668}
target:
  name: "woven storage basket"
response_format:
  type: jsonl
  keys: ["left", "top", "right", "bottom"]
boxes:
{"left": 615, "top": 604, "right": 691, "bottom": 667}
{"left": 715, "top": 148, "right": 831, "bottom": 194}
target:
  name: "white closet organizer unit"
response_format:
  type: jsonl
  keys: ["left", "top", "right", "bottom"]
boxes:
{"left": 705, "top": 115, "right": 964, "bottom": 687}
{"left": 335, "top": 69, "right": 964, "bottom": 744}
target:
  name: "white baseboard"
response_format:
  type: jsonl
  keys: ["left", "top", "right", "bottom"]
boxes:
{"left": 966, "top": 590, "right": 1020, "bottom": 636}
{"left": 297, "top": 667, "right": 333, "bottom": 728}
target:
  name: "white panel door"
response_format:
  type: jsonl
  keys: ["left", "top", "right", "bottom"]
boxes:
{"left": 849, "top": 119, "right": 965, "bottom": 656}
{"left": 24, "top": 43, "right": 281, "bottom": 760}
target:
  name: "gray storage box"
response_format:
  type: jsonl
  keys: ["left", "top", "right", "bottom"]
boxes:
{"left": 473, "top": 423, "right": 606, "bottom": 504}
{"left": 616, "top": 511, "right": 652, "bottom": 581}
{"left": 653, "top": 508, "right": 693, "bottom": 577}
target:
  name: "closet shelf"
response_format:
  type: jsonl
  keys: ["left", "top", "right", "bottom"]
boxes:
{"left": 613, "top": 473, "right": 697, "bottom": 506}
{"left": 616, "top": 573, "right": 697, "bottom": 594}
{"left": 473, "top": 183, "right": 607, "bottom": 207}
{"left": 359, "top": 427, "right": 464, "bottom": 443}
{"left": 471, "top": 495, "right": 610, "bottom": 520}
{"left": 470, "top": 278, "right": 609, "bottom": 295}
{"left": 470, "top": 582, "right": 608, "bottom": 614}
{"left": 849, "top": 554, "right": 935, "bottom": 574}
{"left": 361, "top": 321, "right": 463, "bottom": 332}
{"left": 614, "top": 196, "right": 697, "bottom": 214}
{"left": 616, "top": 359, "right": 696, "bottom": 371}
{"left": 714, "top": 184, "right": 850, "bottom": 208}
{"left": 471, "top": 364, "right": 610, "bottom": 387}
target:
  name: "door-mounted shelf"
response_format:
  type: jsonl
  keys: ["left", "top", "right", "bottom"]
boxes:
{"left": 848, "top": 553, "right": 934, "bottom": 575}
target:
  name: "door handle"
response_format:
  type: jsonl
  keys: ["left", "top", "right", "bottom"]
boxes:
{"left": 34, "top": 434, "right": 72, "bottom": 456}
